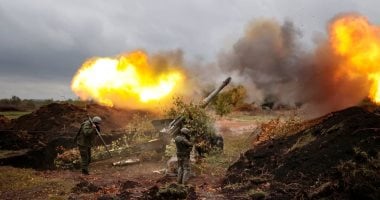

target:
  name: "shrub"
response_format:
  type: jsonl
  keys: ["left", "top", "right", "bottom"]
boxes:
{"left": 166, "top": 97, "right": 214, "bottom": 139}
{"left": 211, "top": 85, "right": 248, "bottom": 116}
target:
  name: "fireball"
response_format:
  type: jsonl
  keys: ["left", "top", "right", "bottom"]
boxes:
{"left": 71, "top": 51, "right": 184, "bottom": 109}
{"left": 330, "top": 14, "right": 380, "bottom": 103}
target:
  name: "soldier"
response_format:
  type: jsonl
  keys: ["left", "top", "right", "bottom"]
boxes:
{"left": 211, "top": 134, "right": 224, "bottom": 151}
{"left": 175, "top": 127, "right": 193, "bottom": 184}
{"left": 75, "top": 116, "right": 102, "bottom": 175}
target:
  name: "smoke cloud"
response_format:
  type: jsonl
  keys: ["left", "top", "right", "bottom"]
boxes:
{"left": 216, "top": 16, "right": 373, "bottom": 117}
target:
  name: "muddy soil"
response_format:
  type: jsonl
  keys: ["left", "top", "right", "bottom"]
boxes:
{"left": 223, "top": 106, "right": 380, "bottom": 199}
{"left": 1, "top": 158, "right": 227, "bottom": 200}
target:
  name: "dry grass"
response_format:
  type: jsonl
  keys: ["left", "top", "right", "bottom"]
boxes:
{"left": 253, "top": 114, "right": 321, "bottom": 146}
{"left": 0, "top": 166, "right": 46, "bottom": 191}
{"left": 287, "top": 132, "right": 316, "bottom": 153}
{"left": 0, "top": 166, "right": 75, "bottom": 199}
{"left": 246, "top": 188, "right": 267, "bottom": 199}
{"left": 201, "top": 111, "right": 304, "bottom": 177}
{"left": 200, "top": 131, "right": 255, "bottom": 177}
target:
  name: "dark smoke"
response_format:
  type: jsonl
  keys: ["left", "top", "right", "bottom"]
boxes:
{"left": 217, "top": 18, "right": 371, "bottom": 117}
{"left": 150, "top": 49, "right": 184, "bottom": 73}
{"left": 218, "top": 20, "right": 302, "bottom": 105}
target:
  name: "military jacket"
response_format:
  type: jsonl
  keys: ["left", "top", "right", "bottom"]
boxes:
{"left": 76, "top": 120, "right": 97, "bottom": 147}
{"left": 175, "top": 135, "right": 193, "bottom": 157}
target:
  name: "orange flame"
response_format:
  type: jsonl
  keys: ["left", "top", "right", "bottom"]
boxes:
{"left": 330, "top": 14, "right": 380, "bottom": 103}
{"left": 71, "top": 51, "right": 184, "bottom": 109}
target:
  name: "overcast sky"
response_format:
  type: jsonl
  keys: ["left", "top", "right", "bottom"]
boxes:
{"left": 0, "top": 0, "right": 379, "bottom": 100}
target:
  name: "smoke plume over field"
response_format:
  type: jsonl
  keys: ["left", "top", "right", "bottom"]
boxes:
{"left": 215, "top": 14, "right": 380, "bottom": 116}
{"left": 70, "top": 13, "right": 380, "bottom": 117}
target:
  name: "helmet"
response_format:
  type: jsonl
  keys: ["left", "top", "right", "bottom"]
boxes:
{"left": 180, "top": 127, "right": 190, "bottom": 135}
{"left": 92, "top": 116, "right": 102, "bottom": 124}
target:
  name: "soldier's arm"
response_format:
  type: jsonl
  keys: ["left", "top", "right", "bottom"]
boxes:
{"left": 183, "top": 138, "right": 193, "bottom": 147}
{"left": 175, "top": 136, "right": 193, "bottom": 147}
{"left": 82, "top": 123, "right": 96, "bottom": 136}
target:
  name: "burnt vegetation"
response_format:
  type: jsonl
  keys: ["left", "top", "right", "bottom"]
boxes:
{"left": 223, "top": 107, "right": 380, "bottom": 199}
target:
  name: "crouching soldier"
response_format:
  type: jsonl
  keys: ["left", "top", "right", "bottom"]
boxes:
{"left": 175, "top": 127, "right": 193, "bottom": 184}
{"left": 75, "top": 116, "right": 102, "bottom": 175}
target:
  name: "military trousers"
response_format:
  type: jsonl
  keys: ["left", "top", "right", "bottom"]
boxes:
{"left": 177, "top": 155, "right": 190, "bottom": 184}
{"left": 78, "top": 145, "right": 92, "bottom": 172}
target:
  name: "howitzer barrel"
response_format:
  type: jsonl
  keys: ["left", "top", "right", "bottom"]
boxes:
{"left": 201, "top": 77, "right": 231, "bottom": 108}
{"left": 162, "top": 77, "right": 232, "bottom": 137}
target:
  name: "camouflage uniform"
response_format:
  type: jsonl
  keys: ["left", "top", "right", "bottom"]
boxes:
{"left": 76, "top": 120, "right": 98, "bottom": 174}
{"left": 175, "top": 133, "right": 193, "bottom": 184}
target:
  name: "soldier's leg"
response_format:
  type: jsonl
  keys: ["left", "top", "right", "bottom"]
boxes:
{"left": 78, "top": 145, "right": 89, "bottom": 174}
{"left": 182, "top": 156, "right": 191, "bottom": 184}
{"left": 177, "top": 157, "right": 184, "bottom": 184}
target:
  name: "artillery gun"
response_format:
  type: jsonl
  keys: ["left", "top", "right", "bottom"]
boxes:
{"left": 87, "top": 77, "right": 231, "bottom": 165}
{"left": 156, "top": 77, "right": 231, "bottom": 143}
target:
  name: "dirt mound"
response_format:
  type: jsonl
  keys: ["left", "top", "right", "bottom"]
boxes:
{"left": 72, "top": 180, "right": 101, "bottom": 193}
{"left": 143, "top": 183, "right": 197, "bottom": 200}
{"left": 116, "top": 180, "right": 141, "bottom": 199}
{"left": 11, "top": 103, "right": 85, "bottom": 132}
{"left": 1, "top": 103, "right": 152, "bottom": 150}
{"left": 120, "top": 180, "right": 141, "bottom": 190}
{"left": 0, "top": 103, "right": 152, "bottom": 169}
{"left": 223, "top": 106, "right": 380, "bottom": 199}
{"left": 11, "top": 103, "right": 148, "bottom": 133}
{"left": 0, "top": 115, "right": 10, "bottom": 129}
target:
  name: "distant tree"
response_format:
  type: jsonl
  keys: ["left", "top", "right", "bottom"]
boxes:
{"left": 212, "top": 92, "right": 233, "bottom": 116}
{"left": 229, "top": 85, "right": 247, "bottom": 107}
{"left": 212, "top": 85, "right": 248, "bottom": 116}
{"left": 10, "top": 96, "right": 21, "bottom": 105}
{"left": 0, "top": 98, "right": 10, "bottom": 105}
{"left": 23, "top": 99, "right": 36, "bottom": 110}
{"left": 43, "top": 99, "right": 54, "bottom": 105}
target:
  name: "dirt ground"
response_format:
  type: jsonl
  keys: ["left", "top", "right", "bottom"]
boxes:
{"left": 3, "top": 105, "right": 378, "bottom": 199}
{"left": 0, "top": 160, "right": 225, "bottom": 200}
{"left": 0, "top": 114, "right": 269, "bottom": 200}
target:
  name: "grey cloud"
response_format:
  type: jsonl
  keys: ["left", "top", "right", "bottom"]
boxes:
{"left": 0, "top": 75, "right": 76, "bottom": 99}
{"left": 0, "top": 0, "right": 379, "bottom": 100}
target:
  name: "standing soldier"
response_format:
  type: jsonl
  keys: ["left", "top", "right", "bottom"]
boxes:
{"left": 175, "top": 127, "right": 193, "bottom": 184}
{"left": 75, "top": 116, "right": 102, "bottom": 175}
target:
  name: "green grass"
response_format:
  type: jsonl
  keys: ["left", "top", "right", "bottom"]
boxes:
{"left": 0, "top": 111, "right": 31, "bottom": 119}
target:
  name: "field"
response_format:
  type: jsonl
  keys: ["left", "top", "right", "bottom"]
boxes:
{"left": 0, "top": 111, "right": 276, "bottom": 199}
{"left": 0, "top": 111, "right": 31, "bottom": 119}
{"left": 0, "top": 103, "right": 379, "bottom": 199}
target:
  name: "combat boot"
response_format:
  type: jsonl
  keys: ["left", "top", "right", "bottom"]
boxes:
{"left": 82, "top": 169, "right": 89, "bottom": 175}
